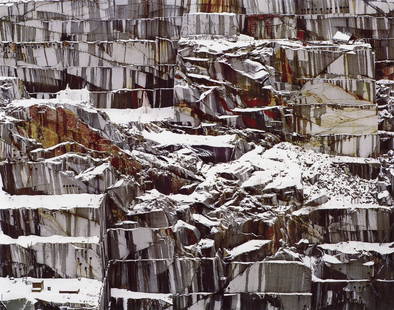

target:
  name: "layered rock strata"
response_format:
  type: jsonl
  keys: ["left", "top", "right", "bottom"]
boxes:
{"left": 0, "top": 1, "right": 393, "bottom": 310}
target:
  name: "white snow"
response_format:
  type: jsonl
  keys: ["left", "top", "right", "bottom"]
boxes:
{"left": 293, "top": 198, "right": 389, "bottom": 216}
{"left": 197, "top": 238, "right": 215, "bottom": 249}
{"left": 220, "top": 58, "right": 269, "bottom": 80}
{"left": 11, "top": 97, "right": 90, "bottom": 110}
{"left": 227, "top": 240, "right": 271, "bottom": 258}
{"left": 264, "top": 143, "right": 379, "bottom": 205}
{"left": 31, "top": 141, "right": 76, "bottom": 154}
{"left": 56, "top": 87, "right": 90, "bottom": 104}
{"left": 111, "top": 288, "right": 172, "bottom": 304}
{"left": 173, "top": 220, "right": 197, "bottom": 233}
{"left": 241, "top": 170, "right": 274, "bottom": 188}
{"left": 102, "top": 107, "right": 175, "bottom": 124}
{"left": 319, "top": 241, "right": 394, "bottom": 255}
{"left": 179, "top": 35, "right": 269, "bottom": 55}
{"left": 378, "top": 190, "right": 390, "bottom": 199}
{"left": 333, "top": 156, "right": 380, "bottom": 165}
{"left": 232, "top": 107, "right": 275, "bottom": 113}
{"left": 312, "top": 276, "right": 369, "bottom": 283}
{"left": 261, "top": 147, "right": 303, "bottom": 191}
{"left": 322, "top": 254, "right": 342, "bottom": 265}
{"left": 77, "top": 163, "right": 111, "bottom": 182}
{"left": 0, "top": 233, "right": 99, "bottom": 247}
{"left": 0, "top": 277, "right": 102, "bottom": 305}
{"left": 333, "top": 31, "right": 351, "bottom": 42}
{"left": 142, "top": 130, "right": 236, "bottom": 147}
{"left": 192, "top": 214, "right": 219, "bottom": 227}
{"left": 0, "top": 193, "right": 104, "bottom": 210}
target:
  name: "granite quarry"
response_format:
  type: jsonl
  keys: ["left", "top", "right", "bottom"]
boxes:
{"left": 1, "top": 0, "right": 394, "bottom": 309}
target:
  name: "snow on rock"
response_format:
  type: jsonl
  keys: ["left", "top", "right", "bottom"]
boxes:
{"left": 229, "top": 142, "right": 377, "bottom": 205}
{"left": 0, "top": 233, "right": 99, "bottom": 247}
{"left": 102, "top": 107, "right": 175, "bottom": 124}
{"left": 322, "top": 254, "right": 342, "bottom": 265}
{"left": 226, "top": 239, "right": 272, "bottom": 259}
{"left": 0, "top": 193, "right": 104, "bottom": 210}
{"left": 0, "top": 277, "right": 102, "bottom": 306}
{"left": 142, "top": 130, "right": 237, "bottom": 148}
{"left": 111, "top": 288, "right": 172, "bottom": 304}
{"left": 319, "top": 241, "right": 394, "bottom": 255}
{"left": 241, "top": 170, "right": 274, "bottom": 188}
{"left": 333, "top": 31, "right": 351, "bottom": 43}
{"left": 76, "top": 162, "right": 113, "bottom": 182}
{"left": 178, "top": 35, "right": 265, "bottom": 55}
{"left": 192, "top": 213, "right": 219, "bottom": 227}
{"left": 0, "top": 2, "right": 393, "bottom": 309}
{"left": 56, "top": 87, "right": 91, "bottom": 104}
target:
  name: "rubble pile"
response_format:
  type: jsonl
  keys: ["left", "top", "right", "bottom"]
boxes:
{"left": 0, "top": 0, "right": 393, "bottom": 310}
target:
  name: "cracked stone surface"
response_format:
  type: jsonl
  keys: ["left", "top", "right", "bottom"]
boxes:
{"left": 1, "top": 1, "right": 394, "bottom": 310}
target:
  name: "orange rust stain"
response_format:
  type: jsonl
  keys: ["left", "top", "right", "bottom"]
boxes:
{"left": 16, "top": 105, "right": 141, "bottom": 175}
{"left": 199, "top": 0, "right": 241, "bottom": 13}
{"left": 246, "top": 15, "right": 279, "bottom": 39}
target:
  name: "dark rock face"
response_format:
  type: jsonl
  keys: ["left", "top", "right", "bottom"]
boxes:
{"left": 0, "top": 1, "right": 394, "bottom": 310}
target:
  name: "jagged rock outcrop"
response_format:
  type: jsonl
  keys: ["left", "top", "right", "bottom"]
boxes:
{"left": 0, "top": 0, "right": 394, "bottom": 310}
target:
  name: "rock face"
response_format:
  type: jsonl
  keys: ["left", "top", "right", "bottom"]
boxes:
{"left": 0, "top": 1, "right": 394, "bottom": 310}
